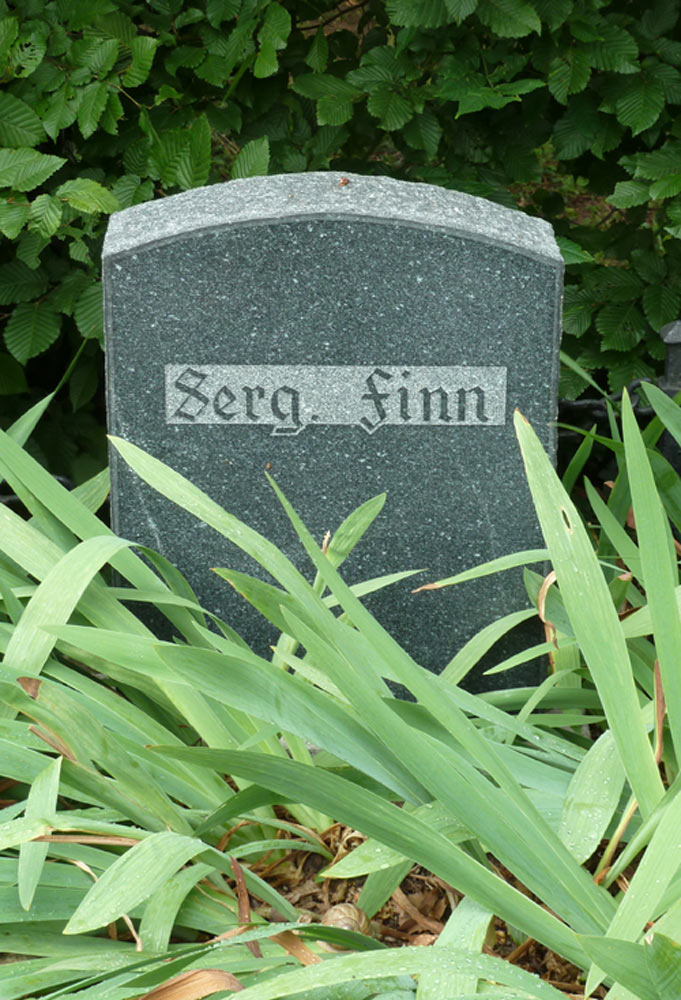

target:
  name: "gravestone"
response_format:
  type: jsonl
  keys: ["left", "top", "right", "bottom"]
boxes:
{"left": 103, "top": 172, "right": 563, "bottom": 690}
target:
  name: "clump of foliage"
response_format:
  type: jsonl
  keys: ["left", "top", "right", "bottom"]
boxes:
{"left": 1, "top": 0, "right": 681, "bottom": 475}
{"left": 2, "top": 386, "right": 681, "bottom": 997}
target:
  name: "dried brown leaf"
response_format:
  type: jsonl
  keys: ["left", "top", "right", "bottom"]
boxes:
{"left": 136, "top": 968, "right": 244, "bottom": 999}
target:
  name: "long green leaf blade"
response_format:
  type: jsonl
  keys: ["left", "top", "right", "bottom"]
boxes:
{"left": 621, "top": 390, "right": 681, "bottom": 760}
{"left": 1, "top": 536, "right": 133, "bottom": 718}
{"left": 64, "top": 831, "right": 207, "bottom": 934}
{"left": 513, "top": 410, "right": 663, "bottom": 817}
{"left": 18, "top": 756, "right": 61, "bottom": 910}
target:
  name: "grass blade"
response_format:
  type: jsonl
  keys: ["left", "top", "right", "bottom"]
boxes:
{"left": 513, "top": 410, "right": 663, "bottom": 817}
{"left": 621, "top": 389, "right": 681, "bottom": 761}
{"left": 557, "top": 730, "right": 625, "bottom": 864}
{"left": 1, "top": 536, "right": 133, "bottom": 717}
{"left": 64, "top": 832, "right": 207, "bottom": 935}
{"left": 6, "top": 393, "right": 55, "bottom": 448}
{"left": 231, "top": 943, "right": 566, "bottom": 999}
{"left": 417, "top": 896, "right": 493, "bottom": 998}
{"left": 18, "top": 756, "right": 61, "bottom": 911}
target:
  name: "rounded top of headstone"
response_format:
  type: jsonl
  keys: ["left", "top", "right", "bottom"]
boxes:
{"left": 103, "top": 172, "right": 562, "bottom": 265}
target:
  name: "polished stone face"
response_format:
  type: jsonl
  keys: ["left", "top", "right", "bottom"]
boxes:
{"left": 103, "top": 172, "right": 563, "bottom": 691}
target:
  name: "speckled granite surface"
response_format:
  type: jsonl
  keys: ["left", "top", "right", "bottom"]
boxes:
{"left": 104, "top": 172, "right": 563, "bottom": 690}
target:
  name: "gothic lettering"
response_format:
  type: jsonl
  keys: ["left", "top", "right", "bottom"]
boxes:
{"left": 420, "top": 387, "right": 452, "bottom": 423}
{"left": 457, "top": 386, "right": 488, "bottom": 423}
{"left": 243, "top": 385, "right": 265, "bottom": 421}
{"left": 214, "top": 385, "right": 236, "bottom": 420}
{"left": 173, "top": 368, "right": 209, "bottom": 421}
{"left": 166, "top": 365, "right": 505, "bottom": 431}
{"left": 360, "top": 367, "right": 392, "bottom": 432}
{"left": 271, "top": 385, "right": 302, "bottom": 434}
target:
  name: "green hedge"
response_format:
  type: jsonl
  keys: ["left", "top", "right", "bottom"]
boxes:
{"left": 1, "top": 0, "right": 681, "bottom": 477}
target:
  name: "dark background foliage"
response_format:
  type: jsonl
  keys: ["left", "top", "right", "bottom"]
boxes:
{"left": 1, "top": 0, "right": 680, "bottom": 480}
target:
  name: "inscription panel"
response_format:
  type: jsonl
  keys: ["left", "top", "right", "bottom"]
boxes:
{"left": 165, "top": 365, "right": 507, "bottom": 434}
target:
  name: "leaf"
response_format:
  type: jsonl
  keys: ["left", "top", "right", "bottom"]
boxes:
{"left": 74, "top": 283, "right": 103, "bottom": 341}
{"left": 418, "top": 896, "right": 493, "bottom": 997}
{"left": 254, "top": 2, "right": 290, "bottom": 77}
{"left": 0, "top": 260, "right": 48, "bottom": 305}
{"left": 401, "top": 109, "right": 442, "bottom": 156}
{"left": 0, "top": 198, "right": 30, "bottom": 239}
{"left": 584, "top": 25, "right": 639, "bottom": 73}
{"left": 596, "top": 302, "right": 648, "bottom": 351}
{"left": 548, "top": 50, "right": 591, "bottom": 104}
{"left": 0, "top": 93, "right": 44, "bottom": 147}
{"left": 13, "top": 21, "right": 48, "bottom": 78}
{"left": 0, "top": 816, "right": 52, "bottom": 852}
{"left": 0, "top": 149, "right": 65, "bottom": 192}
{"left": 367, "top": 85, "right": 414, "bottom": 130}
{"left": 89, "top": 36, "right": 119, "bottom": 76}
{"left": 28, "top": 194, "right": 62, "bottom": 238}
{"left": 259, "top": 1, "right": 291, "bottom": 48}
{"left": 631, "top": 248, "right": 666, "bottom": 284}
{"left": 642, "top": 283, "right": 681, "bottom": 330}
{"left": 233, "top": 946, "right": 566, "bottom": 999}
{"left": 64, "top": 832, "right": 205, "bottom": 934}
{"left": 165, "top": 44, "right": 206, "bottom": 76}
{"left": 49, "top": 269, "right": 88, "bottom": 315}
{"left": 100, "top": 91, "right": 124, "bottom": 135}
{"left": 231, "top": 137, "right": 269, "bottom": 179}
{"left": 616, "top": 75, "right": 666, "bottom": 135}
{"left": 149, "top": 129, "right": 188, "bottom": 187}
{"left": 347, "top": 47, "right": 410, "bottom": 89}
{"left": 123, "top": 35, "right": 159, "bottom": 86}
{"left": 513, "top": 411, "right": 663, "bottom": 818}
{"left": 0, "top": 15, "right": 18, "bottom": 65}
{"left": 254, "top": 40, "right": 278, "bottom": 78}
{"left": 622, "top": 391, "right": 681, "bottom": 762}
{"left": 112, "top": 173, "right": 153, "bottom": 209}
{"left": 18, "top": 757, "right": 61, "bottom": 910}
{"left": 77, "top": 81, "right": 109, "bottom": 139}
{"left": 42, "top": 86, "right": 78, "bottom": 141}
{"left": 16, "top": 229, "right": 47, "bottom": 269}
{"left": 175, "top": 115, "right": 211, "bottom": 191}
{"left": 552, "top": 94, "right": 600, "bottom": 158}
{"left": 135, "top": 969, "right": 245, "bottom": 1000}
{"left": 633, "top": 143, "right": 681, "bottom": 180}
{"left": 647, "top": 934, "right": 681, "bottom": 998}
{"left": 556, "top": 237, "right": 593, "bottom": 265}
{"left": 1, "top": 536, "right": 136, "bottom": 701}
{"left": 445, "top": 0, "right": 478, "bottom": 17}
{"left": 56, "top": 178, "right": 119, "bottom": 214}
{"left": 317, "top": 96, "right": 353, "bottom": 126}
{"left": 650, "top": 174, "right": 681, "bottom": 198}
{"left": 557, "top": 731, "right": 625, "bottom": 863}
{"left": 476, "top": 0, "right": 541, "bottom": 37}
{"left": 324, "top": 494, "right": 387, "bottom": 570}
{"left": 532, "top": 0, "right": 571, "bottom": 30}
{"left": 640, "top": 2, "right": 680, "bottom": 40}
{"left": 4, "top": 302, "right": 61, "bottom": 364}
{"left": 305, "top": 29, "right": 328, "bottom": 72}
{"left": 386, "top": 0, "right": 452, "bottom": 27}
{"left": 206, "top": 0, "right": 240, "bottom": 28}
{"left": 578, "top": 936, "right": 656, "bottom": 1000}
{"left": 608, "top": 179, "right": 651, "bottom": 208}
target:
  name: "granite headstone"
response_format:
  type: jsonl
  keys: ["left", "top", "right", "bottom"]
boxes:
{"left": 103, "top": 172, "right": 563, "bottom": 690}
